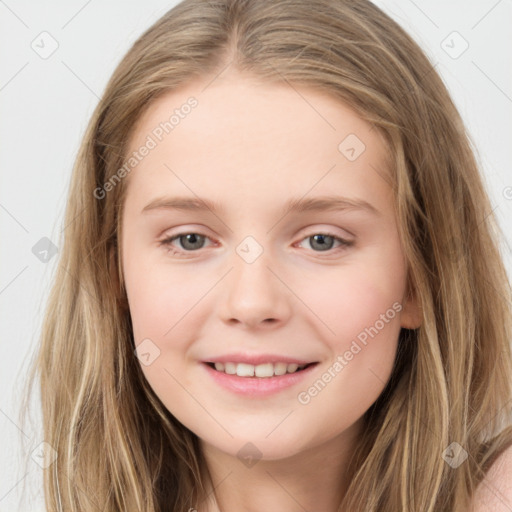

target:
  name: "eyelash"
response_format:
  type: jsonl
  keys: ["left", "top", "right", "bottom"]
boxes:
{"left": 158, "top": 231, "right": 353, "bottom": 258}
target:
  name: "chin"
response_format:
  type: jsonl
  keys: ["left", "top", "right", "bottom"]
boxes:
{"left": 200, "top": 429, "right": 309, "bottom": 463}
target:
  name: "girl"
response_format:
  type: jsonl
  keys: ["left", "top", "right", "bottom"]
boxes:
{"left": 21, "top": 0, "right": 512, "bottom": 510}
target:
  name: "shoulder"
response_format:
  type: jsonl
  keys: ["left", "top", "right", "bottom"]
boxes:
{"left": 470, "top": 443, "right": 512, "bottom": 511}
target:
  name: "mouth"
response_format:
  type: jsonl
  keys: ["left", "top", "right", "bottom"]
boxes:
{"left": 202, "top": 359, "right": 319, "bottom": 396}
{"left": 204, "top": 361, "right": 318, "bottom": 378}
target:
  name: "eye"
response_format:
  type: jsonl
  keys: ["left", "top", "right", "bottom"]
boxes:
{"left": 159, "top": 230, "right": 353, "bottom": 258}
{"left": 159, "top": 232, "right": 214, "bottom": 257}
{"left": 296, "top": 232, "right": 353, "bottom": 254}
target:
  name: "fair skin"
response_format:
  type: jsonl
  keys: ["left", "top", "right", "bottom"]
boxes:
{"left": 470, "top": 444, "right": 512, "bottom": 511}
{"left": 121, "top": 69, "right": 512, "bottom": 512}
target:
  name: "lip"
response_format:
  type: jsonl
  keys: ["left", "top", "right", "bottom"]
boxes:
{"left": 202, "top": 353, "right": 317, "bottom": 366}
{"left": 202, "top": 361, "right": 319, "bottom": 397}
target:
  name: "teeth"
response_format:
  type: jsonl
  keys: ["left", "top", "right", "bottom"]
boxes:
{"left": 236, "top": 363, "right": 254, "bottom": 377}
{"left": 224, "top": 362, "right": 236, "bottom": 374}
{"left": 273, "top": 362, "right": 288, "bottom": 376}
{"left": 212, "top": 361, "right": 308, "bottom": 378}
{"left": 255, "top": 363, "right": 274, "bottom": 377}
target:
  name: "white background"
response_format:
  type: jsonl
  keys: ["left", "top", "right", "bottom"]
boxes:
{"left": 1, "top": 0, "right": 511, "bottom": 510}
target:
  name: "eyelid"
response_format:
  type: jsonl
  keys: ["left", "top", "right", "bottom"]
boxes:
{"left": 293, "top": 232, "right": 353, "bottom": 255}
{"left": 158, "top": 230, "right": 215, "bottom": 256}
{"left": 158, "top": 226, "right": 354, "bottom": 258}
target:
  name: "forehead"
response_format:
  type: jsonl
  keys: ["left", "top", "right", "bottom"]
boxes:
{"left": 124, "top": 73, "right": 393, "bottom": 215}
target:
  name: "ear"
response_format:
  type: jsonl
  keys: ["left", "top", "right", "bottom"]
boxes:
{"left": 400, "top": 275, "right": 422, "bottom": 329}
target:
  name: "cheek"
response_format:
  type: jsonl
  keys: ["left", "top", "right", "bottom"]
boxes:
{"left": 124, "top": 248, "right": 205, "bottom": 342}
{"left": 300, "top": 250, "right": 406, "bottom": 399}
{"left": 124, "top": 250, "right": 216, "bottom": 402}
{"left": 294, "top": 267, "right": 403, "bottom": 436}
{"left": 305, "top": 259, "right": 406, "bottom": 344}
{"left": 123, "top": 253, "right": 208, "bottom": 420}
{"left": 121, "top": 239, "right": 407, "bottom": 452}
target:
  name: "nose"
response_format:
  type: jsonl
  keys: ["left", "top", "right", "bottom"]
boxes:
{"left": 218, "top": 246, "right": 293, "bottom": 330}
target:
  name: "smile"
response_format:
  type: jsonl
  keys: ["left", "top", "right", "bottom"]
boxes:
{"left": 206, "top": 361, "right": 314, "bottom": 378}
{"left": 202, "top": 361, "right": 319, "bottom": 397}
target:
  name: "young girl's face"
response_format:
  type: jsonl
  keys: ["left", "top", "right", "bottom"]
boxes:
{"left": 121, "top": 72, "right": 420, "bottom": 461}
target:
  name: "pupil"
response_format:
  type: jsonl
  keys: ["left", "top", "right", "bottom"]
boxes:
{"left": 182, "top": 233, "right": 203, "bottom": 250}
{"left": 311, "top": 234, "right": 333, "bottom": 251}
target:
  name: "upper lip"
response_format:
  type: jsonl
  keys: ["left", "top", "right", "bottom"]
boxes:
{"left": 203, "top": 353, "right": 318, "bottom": 366}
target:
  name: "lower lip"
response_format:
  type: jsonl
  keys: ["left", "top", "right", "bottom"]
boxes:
{"left": 202, "top": 362, "right": 319, "bottom": 397}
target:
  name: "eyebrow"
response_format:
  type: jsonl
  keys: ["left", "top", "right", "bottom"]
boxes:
{"left": 141, "top": 195, "right": 380, "bottom": 216}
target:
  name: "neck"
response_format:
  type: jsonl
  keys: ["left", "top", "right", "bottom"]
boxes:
{"left": 197, "top": 419, "right": 363, "bottom": 512}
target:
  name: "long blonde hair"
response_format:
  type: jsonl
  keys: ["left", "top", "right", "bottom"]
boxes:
{"left": 19, "top": 0, "right": 512, "bottom": 510}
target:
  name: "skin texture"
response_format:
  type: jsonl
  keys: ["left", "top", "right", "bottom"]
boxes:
{"left": 120, "top": 71, "right": 422, "bottom": 512}
{"left": 471, "top": 445, "right": 512, "bottom": 512}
